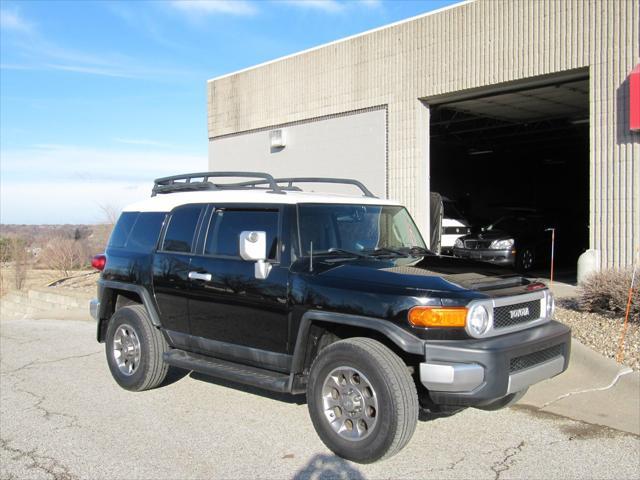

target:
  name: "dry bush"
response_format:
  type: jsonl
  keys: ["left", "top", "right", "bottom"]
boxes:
{"left": 579, "top": 268, "right": 639, "bottom": 320}
{"left": 40, "top": 237, "right": 88, "bottom": 277}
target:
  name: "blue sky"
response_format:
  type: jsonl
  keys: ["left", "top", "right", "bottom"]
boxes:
{"left": 1, "top": 0, "right": 458, "bottom": 224}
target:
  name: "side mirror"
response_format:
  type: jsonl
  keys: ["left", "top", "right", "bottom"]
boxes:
{"left": 239, "top": 231, "right": 271, "bottom": 280}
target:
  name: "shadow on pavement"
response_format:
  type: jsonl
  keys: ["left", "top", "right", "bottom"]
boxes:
{"left": 188, "top": 371, "right": 307, "bottom": 405}
{"left": 292, "top": 454, "right": 366, "bottom": 480}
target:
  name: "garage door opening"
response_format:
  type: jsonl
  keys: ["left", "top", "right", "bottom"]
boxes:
{"left": 427, "top": 71, "right": 589, "bottom": 280}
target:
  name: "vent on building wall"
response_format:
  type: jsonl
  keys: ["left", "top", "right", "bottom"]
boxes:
{"left": 269, "top": 129, "right": 286, "bottom": 149}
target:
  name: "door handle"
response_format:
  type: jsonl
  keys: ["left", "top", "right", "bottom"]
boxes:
{"left": 188, "top": 271, "right": 212, "bottom": 282}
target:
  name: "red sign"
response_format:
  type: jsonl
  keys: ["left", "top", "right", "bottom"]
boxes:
{"left": 631, "top": 64, "right": 640, "bottom": 131}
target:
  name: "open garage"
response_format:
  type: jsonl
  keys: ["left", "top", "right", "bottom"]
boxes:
{"left": 207, "top": 0, "right": 639, "bottom": 271}
{"left": 428, "top": 70, "right": 590, "bottom": 273}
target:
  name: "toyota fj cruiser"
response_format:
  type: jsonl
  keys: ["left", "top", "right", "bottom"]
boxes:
{"left": 90, "top": 172, "right": 570, "bottom": 463}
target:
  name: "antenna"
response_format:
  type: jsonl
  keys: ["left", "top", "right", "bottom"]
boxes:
{"left": 310, "top": 241, "right": 313, "bottom": 273}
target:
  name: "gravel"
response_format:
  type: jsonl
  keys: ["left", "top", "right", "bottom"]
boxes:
{"left": 555, "top": 302, "right": 639, "bottom": 371}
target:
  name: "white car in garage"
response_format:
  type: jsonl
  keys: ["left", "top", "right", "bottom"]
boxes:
{"left": 441, "top": 197, "right": 472, "bottom": 254}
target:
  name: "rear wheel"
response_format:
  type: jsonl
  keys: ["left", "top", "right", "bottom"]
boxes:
{"left": 307, "top": 338, "right": 418, "bottom": 463}
{"left": 105, "top": 305, "right": 170, "bottom": 391}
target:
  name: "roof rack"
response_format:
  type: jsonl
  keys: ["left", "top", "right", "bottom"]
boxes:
{"left": 238, "top": 177, "right": 377, "bottom": 198}
{"left": 151, "top": 172, "right": 285, "bottom": 196}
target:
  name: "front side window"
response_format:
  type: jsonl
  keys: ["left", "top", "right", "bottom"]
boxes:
{"left": 297, "top": 204, "right": 425, "bottom": 255}
{"left": 205, "top": 209, "right": 279, "bottom": 259}
{"left": 162, "top": 205, "right": 203, "bottom": 253}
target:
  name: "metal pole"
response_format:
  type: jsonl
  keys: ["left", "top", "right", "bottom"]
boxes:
{"left": 545, "top": 228, "right": 555, "bottom": 286}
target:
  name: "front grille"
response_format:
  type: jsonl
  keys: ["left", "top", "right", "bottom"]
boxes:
{"left": 464, "top": 239, "right": 492, "bottom": 249}
{"left": 510, "top": 344, "right": 564, "bottom": 373}
{"left": 494, "top": 300, "right": 541, "bottom": 328}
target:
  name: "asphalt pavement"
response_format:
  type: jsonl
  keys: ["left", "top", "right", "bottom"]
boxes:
{"left": 1, "top": 317, "right": 639, "bottom": 480}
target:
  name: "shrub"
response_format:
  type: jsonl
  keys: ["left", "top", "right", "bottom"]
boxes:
{"left": 579, "top": 268, "right": 639, "bottom": 320}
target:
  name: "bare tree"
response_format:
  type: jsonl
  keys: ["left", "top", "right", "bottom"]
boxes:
{"left": 40, "top": 237, "right": 87, "bottom": 277}
{"left": 9, "top": 237, "right": 28, "bottom": 290}
{"left": 97, "top": 203, "right": 121, "bottom": 227}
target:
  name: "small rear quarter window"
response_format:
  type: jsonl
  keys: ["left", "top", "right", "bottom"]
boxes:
{"left": 127, "top": 213, "right": 166, "bottom": 252}
{"left": 108, "top": 212, "right": 138, "bottom": 248}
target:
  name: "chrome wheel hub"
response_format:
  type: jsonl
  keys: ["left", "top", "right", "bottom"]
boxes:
{"left": 321, "top": 367, "right": 378, "bottom": 441}
{"left": 113, "top": 324, "right": 141, "bottom": 376}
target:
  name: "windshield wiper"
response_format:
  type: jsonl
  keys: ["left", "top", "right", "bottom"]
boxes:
{"left": 321, "top": 248, "right": 367, "bottom": 258}
{"left": 404, "top": 246, "right": 436, "bottom": 256}
{"left": 366, "top": 247, "right": 410, "bottom": 258}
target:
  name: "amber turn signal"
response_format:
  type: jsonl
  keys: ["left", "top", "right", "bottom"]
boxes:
{"left": 408, "top": 306, "right": 467, "bottom": 328}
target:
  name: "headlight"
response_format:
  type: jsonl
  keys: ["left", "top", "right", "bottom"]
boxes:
{"left": 545, "top": 292, "right": 555, "bottom": 318}
{"left": 467, "top": 305, "right": 490, "bottom": 336}
{"left": 454, "top": 238, "right": 464, "bottom": 249}
{"left": 489, "top": 238, "right": 514, "bottom": 250}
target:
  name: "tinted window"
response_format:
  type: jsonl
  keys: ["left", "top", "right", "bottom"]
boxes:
{"left": 162, "top": 205, "right": 203, "bottom": 253}
{"left": 298, "top": 204, "right": 425, "bottom": 254}
{"left": 205, "top": 209, "right": 278, "bottom": 259}
{"left": 127, "top": 213, "right": 166, "bottom": 252}
{"left": 109, "top": 212, "right": 138, "bottom": 248}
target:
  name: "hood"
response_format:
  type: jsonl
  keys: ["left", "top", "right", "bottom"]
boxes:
{"left": 310, "top": 255, "right": 527, "bottom": 293}
{"left": 462, "top": 229, "right": 513, "bottom": 241}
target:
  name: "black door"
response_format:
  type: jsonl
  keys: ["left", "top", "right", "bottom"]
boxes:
{"left": 187, "top": 206, "right": 290, "bottom": 371}
{"left": 152, "top": 204, "right": 206, "bottom": 348}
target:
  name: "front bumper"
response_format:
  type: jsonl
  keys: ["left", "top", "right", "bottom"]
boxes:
{"left": 420, "top": 320, "right": 571, "bottom": 407}
{"left": 452, "top": 247, "right": 515, "bottom": 266}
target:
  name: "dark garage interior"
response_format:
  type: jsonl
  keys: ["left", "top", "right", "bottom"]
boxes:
{"left": 428, "top": 72, "right": 589, "bottom": 276}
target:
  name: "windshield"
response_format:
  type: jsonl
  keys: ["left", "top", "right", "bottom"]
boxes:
{"left": 298, "top": 204, "right": 426, "bottom": 255}
{"left": 443, "top": 201, "right": 465, "bottom": 220}
{"left": 487, "top": 216, "right": 530, "bottom": 233}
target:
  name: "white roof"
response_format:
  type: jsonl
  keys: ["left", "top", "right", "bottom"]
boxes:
{"left": 123, "top": 189, "right": 401, "bottom": 213}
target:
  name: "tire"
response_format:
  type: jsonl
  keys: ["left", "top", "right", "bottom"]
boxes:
{"left": 105, "top": 305, "right": 170, "bottom": 392}
{"left": 516, "top": 248, "right": 535, "bottom": 272}
{"left": 307, "top": 338, "right": 418, "bottom": 463}
{"left": 475, "top": 388, "right": 528, "bottom": 411}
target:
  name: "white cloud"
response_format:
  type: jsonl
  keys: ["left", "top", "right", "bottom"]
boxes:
{"left": 280, "top": 0, "right": 344, "bottom": 13}
{"left": 1, "top": 9, "right": 195, "bottom": 80}
{"left": 0, "top": 9, "right": 33, "bottom": 33}
{"left": 113, "top": 138, "right": 176, "bottom": 148}
{"left": 0, "top": 144, "right": 206, "bottom": 223}
{"left": 170, "top": 1, "right": 258, "bottom": 16}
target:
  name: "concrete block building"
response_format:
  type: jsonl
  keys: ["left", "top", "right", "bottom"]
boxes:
{"left": 207, "top": 0, "right": 639, "bottom": 269}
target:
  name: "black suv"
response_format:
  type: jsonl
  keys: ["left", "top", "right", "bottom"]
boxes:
{"left": 91, "top": 172, "right": 570, "bottom": 463}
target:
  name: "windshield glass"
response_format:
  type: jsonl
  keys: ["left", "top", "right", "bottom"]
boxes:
{"left": 443, "top": 201, "right": 465, "bottom": 220}
{"left": 298, "top": 204, "right": 426, "bottom": 255}
{"left": 487, "top": 216, "right": 529, "bottom": 233}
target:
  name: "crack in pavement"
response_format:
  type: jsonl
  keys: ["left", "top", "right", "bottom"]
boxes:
{"left": 14, "top": 387, "right": 80, "bottom": 430}
{"left": 538, "top": 367, "right": 634, "bottom": 409}
{"left": 0, "top": 351, "right": 101, "bottom": 376}
{"left": 490, "top": 441, "right": 525, "bottom": 480}
{"left": 0, "top": 437, "right": 78, "bottom": 480}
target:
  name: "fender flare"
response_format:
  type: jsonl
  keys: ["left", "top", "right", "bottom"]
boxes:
{"left": 290, "top": 310, "right": 425, "bottom": 374}
{"left": 96, "top": 280, "right": 162, "bottom": 342}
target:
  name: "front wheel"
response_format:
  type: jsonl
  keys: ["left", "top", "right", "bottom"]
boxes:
{"left": 307, "top": 338, "right": 418, "bottom": 463}
{"left": 516, "top": 248, "right": 535, "bottom": 272}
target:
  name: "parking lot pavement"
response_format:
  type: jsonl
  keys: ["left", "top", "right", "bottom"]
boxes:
{"left": 1, "top": 318, "right": 639, "bottom": 480}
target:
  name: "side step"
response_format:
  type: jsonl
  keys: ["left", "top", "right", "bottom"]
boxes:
{"left": 164, "top": 349, "right": 291, "bottom": 393}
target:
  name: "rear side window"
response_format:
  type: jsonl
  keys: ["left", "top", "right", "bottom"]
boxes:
{"left": 162, "top": 205, "right": 204, "bottom": 253}
{"left": 205, "top": 209, "right": 279, "bottom": 259}
{"left": 127, "top": 213, "right": 166, "bottom": 252}
{"left": 108, "top": 212, "right": 138, "bottom": 248}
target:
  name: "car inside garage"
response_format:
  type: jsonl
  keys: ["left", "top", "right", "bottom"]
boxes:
{"left": 428, "top": 71, "right": 589, "bottom": 277}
